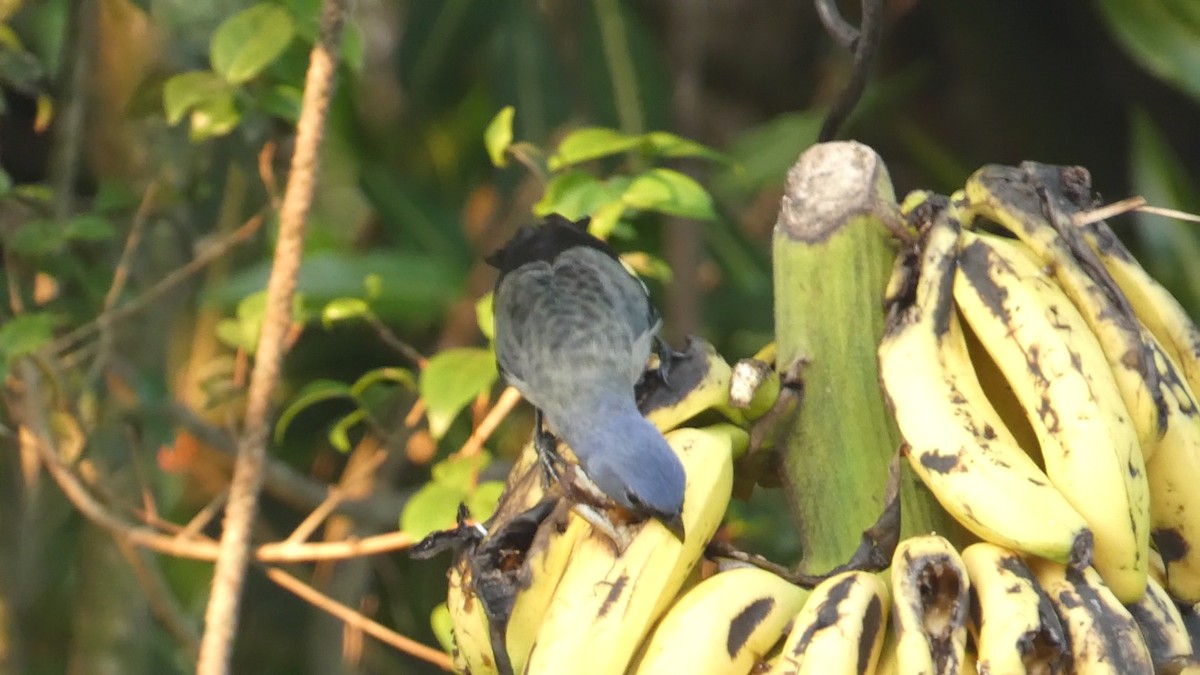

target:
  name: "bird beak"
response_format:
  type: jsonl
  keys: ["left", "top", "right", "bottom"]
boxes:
{"left": 662, "top": 513, "right": 686, "bottom": 541}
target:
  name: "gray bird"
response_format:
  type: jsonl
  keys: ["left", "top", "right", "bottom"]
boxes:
{"left": 486, "top": 214, "right": 687, "bottom": 539}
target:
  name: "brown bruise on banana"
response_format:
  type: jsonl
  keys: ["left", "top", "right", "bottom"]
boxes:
{"left": 783, "top": 575, "right": 857, "bottom": 662}
{"left": 726, "top": 596, "right": 776, "bottom": 659}
{"left": 857, "top": 594, "right": 884, "bottom": 675}
{"left": 895, "top": 549, "right": 969, "bottom": 674}
{"left": 1057, "top": 568, "right": 1153, "bottom": 672}
{"left": 994, "top": 555, "right": 1071, "bottom": 668}
{"left": 597, "top": 573, "right": 629, "bottom": 620}
{"left": 1128, "top": 581, "right": 1190, "bottom": 666}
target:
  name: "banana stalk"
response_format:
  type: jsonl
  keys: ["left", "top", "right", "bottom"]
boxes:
{"left": 773, "top": 142, "right": 952, "bottom": 574}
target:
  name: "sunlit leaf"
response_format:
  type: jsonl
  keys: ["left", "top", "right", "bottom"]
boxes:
{"left": 641, "top": 131, "right": 729, "bottom": 163}
{"left": 430, "top": 451, "right": 493, "bottom": 491}
{"left": 321, "top": 297, "right": 371, "bottom": 328}
{"left": 430, "top": 603, "right": 455, "bottom": 654}
{"left": 548, "top": 127, "right": 642, "bottom": 171}
{"left": 586, "top": 201, "right": 627, "bottom": 240}
{"left": 400, "top": 481, "right": 464, "bottom": 540}
{"left": 465, "top": 480, "right": 504, "bottom": 522}
{"left": 189, "top": 89, "right": 241, "bottom": 141}
{"left": 621, "top": 168, "right": 715, "bottom": 219}
{"left": 211, "top": 4, "right": 296, "bottom": 84}
{"left": 350, "top": 366, "right": 416, "bottom": 398}
{"left": 328, "top": 408, "right": 368, "bottom": 452}
{"left": 274, "top": 379, "right": 354, "bottom": 443}
{"left": 163, "top": 71, "right": 229, "bottom": 125}
{"left": 0, "top": 312, "right": 61, "bottom": 381}
{"left": 420, "top": 347, "right": 498, "bottom": 438}
{"left": 484, "top": 106, "right": 515, "bottom": 167}
{"left": 475, "top": 292, "right": 495, "bottom": 341}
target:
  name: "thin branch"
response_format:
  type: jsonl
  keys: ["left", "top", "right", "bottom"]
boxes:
{"left": 455, "top": 386, "right": 522, "bottom": 458}
{"left": 283, "top": 448, "right": 388, "bottom": 546}
{"left": 49, "top": 211, "right": 266, "bottom": 355}
{"left": 263, "top": 567, "right": 453, "bottom": 672}
{"left": 817, "top": 0, "right": 885, "bottom": 142}
{"left": 197, "top": 0, "right": 348, "bottom": 669}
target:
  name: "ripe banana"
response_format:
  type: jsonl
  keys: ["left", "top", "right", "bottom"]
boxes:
{"left": 964, "top": 165, "right": 1167, "bottom": 451}
{"left": 953, "top": 228, "right": 1149, "bottom": 602}
{"left": 633, "top": 566, "right": 809, "bottom": 674}
{"left": 765, "top": 570, "right": 889, "bottom": 675}
{"left": 644, "top": 339, "right": 743, "bottom": 432}
{"left": 890, "top": 534, "right": 970, "bottom": 675}
{"left": 447, "top": 556, "right": 500, "bottom": 675}
{"left": 877, "top": 202, "right": 1091, "bottom": 564}
{"left": 1029, "top": 559, "right": 1155, "bottom": 674}
{"left": 1139, "top": 330, "right": 1200, "bottom": 604}
{"left": 521, "top": 423, "right": 736, "bottom": 675}
{"left": 1127, "top": 574, "right": 1196, "bottom": 672}
{"left": 959, "top": 542, "right": 1069, "bottom": 674}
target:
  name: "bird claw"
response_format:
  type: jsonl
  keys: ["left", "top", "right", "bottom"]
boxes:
{"left": 533, "top": 410, "right": 566, "bottom": 488}
{"left": 651, "top": 335, "right": 690, "bottom": 389}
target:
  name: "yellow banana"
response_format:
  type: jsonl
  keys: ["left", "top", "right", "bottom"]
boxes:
{"left": 633, "top": 566, "right": 809, "bottom": 675}
{"left": 953, "top": 228, "right": 1149, "bottom": 602}
{"left": 766, "top": 570, "right": 889, "bottom": 675}
{"left": 644, "top": 340, "right": 742, "bottom": 432}
{"left": 1030, "top": 559, "right": 1155, "bottom": 674}
{"left": 1140, "top": 329, "right": 1200, "bottom": 604}
{"left": 963, "top": 164, "right": 1165, "bottom": 451}
{"left": 877, "top": 203, "right": 1091, "bottom": 563}
{"left": 959, "top": 542, "right": 1069, "bottom": 674}
{"left": 447, "top": 556, "right": 500, "bottom": 675}
{"left": 890, "top": 534, "right": 970, "bottom": 675}
{"left": 522, "top": 423, "right": 736, "bottom": 675}
{"left": 1127, "top": 574, "right": 1196, "bottom": 672}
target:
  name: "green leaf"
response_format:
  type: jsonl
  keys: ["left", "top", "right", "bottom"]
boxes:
{"left": 328, "top": 408, "right": 368, "bottom": 452}
{"left": 475, "top": 292, "right": 495, "bottom": 341}
{"left": 430, "top": 451, "right": 493, "bottom": 491}
{"left": 620, "top": 168, "right": 716, "bottom": 219}
{"left": 8, "top": 219, "right": 65, "bottom": 255}
{"left": 533, "top": 171, "right": 632, "bottom": 221}
{"left": 586, "top": 201, "right": 627, "bottom": 240}
{"left": 430, "top": 603, "right": 455, "bottom": 655}
{"left": 258, "top": 84, "right": 302, "bottom": 122}
{"left": 350, "top": 366, "right": 416, "bottom": 398}
{"left": 420, "top": 347, "right": 498, "bottom": 439}
{"left": 0, "top": 312, "right": 61, "bottom": 381}
{"left": 400, "top": 481, "right": 465, "bottom": 540}
{"left": 715, "top": 111, "right": 822, "bottom": 199}
{"left": 274, "top": 379, "right": 354, "bottom": 443}
{"left": 641, "top": 131, "right": 728, "bottom": 163}
{"left": 1096, "top": 0, "right": 1200, "bottom": 104}
{"left": 188, "top": 89, "right": 241, "bottom": 141}
{"left": 211, "top": 4, "right": 296, "bottom": 84}
{"left": 465, "top": 480, "right": 504, "bottom": 522}
{"left": 64, "top": 214, "right": 115, "bottom": 241}
{"left": 93, "top": 181, "right": 139, "bottom": 213}
{"left": 340, "top": 22, "right": 365, "bottom": 73}
{"left": 321, "top": 297, "right": 371, "bottom": 328}
{"left": 548, "top": 127, "right": 643, "bottom": 171}
{"left": 484, "top": 105, "right": 515, "bottom": 167}
{"left": 163, "top": 71, "right": 230, "bottom": 125}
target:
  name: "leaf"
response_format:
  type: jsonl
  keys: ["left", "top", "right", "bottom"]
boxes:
{"left": 274, "top": 379, "right": 354, "bottom": 443}
{"left": 641, "top": 131, "right": 729, "bottom": 163}
{"left": 400, "top": 481, "right": 465, "bottom": 540}
{"left": 430, "top": 451, "right": 492, "bottom": 491}
{"left": 163, "top": 71, "right": 229, "bottom": 125}
{"left": 8, "top": 219, "right": 65, "bottom": 255}
{"left": 210, "top": 4, "right": 296, "bottom": 84}
{"left": 548, "top": 127, "right": 643, "bottom": 171}
{"left": 714, "top": 110, "right": 823, "bottom": 199}
{"left": 321, "top": 297, "right": 371, "bottom": 328}
{"left": 0, "top": 312, "right": 61, "bottom": 381}
{"left": 350, "top": 366, "right": 416, "bottom": 398}
{"left": 420, "top": 347, "right": 498, "bottom": 439}
{"left": 328, "top": 408, "right": 368, "bottom": 452}
{"left": 465, "top": 480, "right": 505, "bottom": 522}
{"left": 1095, "top": 0, "right": 1200, "bottom": 104}
{"left": 188, "top": 89, "right": 241, "bottom": 141}
{"left": 484, "top": 105, "right": 515, "bottom": 167}
{"left": 430, "top": 603, "right": 455, "bottom": 654}
{"left": 475, "top": 292, "right": 495, "bottom": 341}
{"left": 340, "top": 22, "right": 365, "bottom": 73}
{"left": 258, "top": 84, "right": 302, "bottom": 122}
{"left": 620, "top": 251, "right": 672, "bottom": 283}
{"left": 533, "top": 172, "right": 632, "bottom": 222}
{"left": 64, "top": 214, "right": 115, "bottom": 241}
{"left": 586, "top": 201, "right": 627, "bottom": 240}
{"left": 621, "top": 168, "right": 716, "bottom": 219}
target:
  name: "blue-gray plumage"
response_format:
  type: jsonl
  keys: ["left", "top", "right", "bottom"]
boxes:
{"left": 487, "top": 214, "right": 687, "bottom": 538}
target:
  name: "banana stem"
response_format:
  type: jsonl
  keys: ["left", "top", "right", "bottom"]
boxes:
{"left": 772, "top": 142, "right": 955, "bottom": 573}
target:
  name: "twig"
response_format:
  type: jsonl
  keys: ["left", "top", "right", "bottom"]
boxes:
{"left": 197, "top": 0, "right": 347, "bottom": 669}
{"left": 263, "top": 567, "right": 453, "bottom": 671}
{"left": 85, "top": 182, "right": 159, "bottom": 388}
{"left": 1071, "top": 196, "right": 1147, "bottom": 226}
{"left": 1137, "top": 204, "right": 1200, "bottom": 224}
{"left": 814, "top": 0, "right": 860, "bottom": 50}
{"left": 456, "top": 386, "right": 523, "bottom": 458}
{"left": 284, "top": 448, "right": 388, "bottom": 546}
{"left": 49, "top": 211, "right": 266, "bottom": 355}
{"left": 366, "top": 314, "right": 427, "bottom": 368}
{"left": 817, "top": 0, "right": 885, "bottom": 142}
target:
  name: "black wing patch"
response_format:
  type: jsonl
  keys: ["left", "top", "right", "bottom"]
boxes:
{"left": 485, "top": 214, "right": 621, "bottom": 285}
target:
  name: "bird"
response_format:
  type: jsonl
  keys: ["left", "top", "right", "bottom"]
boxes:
{"left": 486, "top": 213, "right": 687, "bottom": 539}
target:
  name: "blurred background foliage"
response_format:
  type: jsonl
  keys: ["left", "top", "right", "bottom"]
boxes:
{"left": 0, "top": 0, "right": 1198, "bottom": 672}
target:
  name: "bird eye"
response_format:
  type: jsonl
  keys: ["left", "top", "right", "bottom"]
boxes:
{"left": 625, "top": 489, "right": 645, "bottom": 510}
